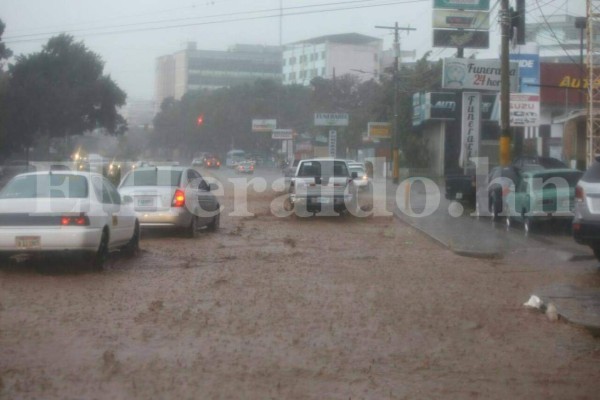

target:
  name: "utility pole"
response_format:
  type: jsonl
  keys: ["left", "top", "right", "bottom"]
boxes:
{"left": 500, "top": 0, "right": 511, "bottom": 166}
{"left": 587, "top": 0, "right": 600, "bottom": 166}
{"left": 376, "top": 23, "right": 415, "bottom": 184}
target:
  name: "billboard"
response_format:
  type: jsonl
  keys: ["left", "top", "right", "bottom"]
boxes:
{"left": 433, "top": 0, "right": 490, "bottom": 10}
{"left": 510, "top": 43, "right": 540, "bottom": 94}
{"left": 433, "top": 9, "right": 489, "bottom": 30}
{"left": 252, "top": 119, "right": 276, "bottom": 132}
{"left": 442, "top": 58, "right": 519, "bottom": 91}
{"left": 314, "top": 113, "right": 349, "bottom": 126}
{"left": 433, "top": 29, "right": 489, "bottom": 49}
{"left": 425, "top": 92, "right": 457, "bottom": 120}
{"left": 367, "top": 122, "right": 391, "bottom": 139}
{"left": 272, "top": 129, "right": 294, "bottom": 140}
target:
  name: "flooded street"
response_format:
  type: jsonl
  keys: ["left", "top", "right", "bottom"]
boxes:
{"left": 1, "top": 170, "right": 600, "bottom": 399}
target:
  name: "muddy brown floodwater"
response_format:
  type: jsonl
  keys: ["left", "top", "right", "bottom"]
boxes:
{"left": 1, "top": 172, "right": 600, "bottom": 399}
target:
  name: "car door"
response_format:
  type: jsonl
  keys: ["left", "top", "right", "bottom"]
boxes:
{"left": 189, "top": 169, "right": 215, "bottom": 225}
{"left": 105, "top": 177, "right": 136, "bottom": 245}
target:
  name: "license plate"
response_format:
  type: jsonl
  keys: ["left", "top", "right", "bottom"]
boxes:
{"left": 15, "top": 236, "right": 41, "bottom": 249}
{"left": 137, "top": 198, "right": 155, "bottom": 207}
{"left": 317, "top": 197, "right": 330, "bottom": 204}
{"left": 456, "top": 192, "right": 463, "bottom": 200}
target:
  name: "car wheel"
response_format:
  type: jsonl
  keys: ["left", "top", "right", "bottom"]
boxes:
{"left": 91, "top": 229, "right": 109, "bottom": 271}
{"left": 122, "top": 221, "right": 140, "bottom": 257}
{"left": 505, "top": 210, "right": 511, "bottom": 229}
{"left": 283, "top": 196, "right": 294, "bottom": 212}
{"left": 208, "top": 212, "right": 220, "bottom": 232}
{"left": 187, "top": 216, "right": 199, "bottom": 238}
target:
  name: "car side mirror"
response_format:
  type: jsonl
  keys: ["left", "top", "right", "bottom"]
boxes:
{"left": 351, "top": 172, "right": 358, "bottom": 179}
{"left": 122, "top": 195, "right": 133, "bottom": 204}
{"left": 209, "top": 183, "right": 219, "bottom": 191}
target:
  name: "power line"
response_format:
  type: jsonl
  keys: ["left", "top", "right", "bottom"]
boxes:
{"left": 533, "top": 0, "right": 580, "bottom": 66}
{"left": 4, "top": 0, "right": 428, "bottom": 43}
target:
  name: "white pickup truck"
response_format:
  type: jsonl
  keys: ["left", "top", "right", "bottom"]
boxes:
{"left": 287, "top": 158, "right": 359, "bottom": 215}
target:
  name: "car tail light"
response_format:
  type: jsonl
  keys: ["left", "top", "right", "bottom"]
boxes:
{"left": 61, "top": 214, "right": 90, "bottom": 226}
{"left": 217, "top": 161, "right": 221, "bottom": 166}
{"left": 172, "top": 189, "right": 185, "bottom": 207}
{"left": 575, "top": 185, "right": 584, "bottom": 202}
{"left": 207, "top": 161, "right": 211, "bottom": 166}
{"left": 250, "top": 165, "right": 254, "bottom": 170}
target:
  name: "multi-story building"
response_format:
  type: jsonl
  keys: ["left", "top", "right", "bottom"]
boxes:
{"left": 525, "top": 14, "right": 598, "bottom": 60}
{"left": 282, "top": 33, "right": 383, "bottom": 86}
{"left": 155, "top": 42, "right": 282, "bottom": 108}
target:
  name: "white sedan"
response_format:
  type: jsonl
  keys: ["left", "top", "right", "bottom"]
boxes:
{"left": 0, "top": 171, "right": 139, "bottom": 269}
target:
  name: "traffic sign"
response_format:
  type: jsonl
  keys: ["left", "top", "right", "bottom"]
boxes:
{"left": 328, "top": 130, "right": 337, "bottom": 157}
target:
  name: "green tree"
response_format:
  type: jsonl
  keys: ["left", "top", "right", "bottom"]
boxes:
{"left": 4, "top": 34, "right": 127, "bottom": 153}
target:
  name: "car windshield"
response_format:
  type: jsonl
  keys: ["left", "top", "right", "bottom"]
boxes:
{"left": 0, "top": 174, "right": 88, "bottom": 199}
{"left": 120, "top": 169, "right": 182, "bottom": 187}
{"left": 349, "top": 166, "right": 365, "bottom": 175}
{"left": 297, "top": 161, "right": 348, "bottom": 177}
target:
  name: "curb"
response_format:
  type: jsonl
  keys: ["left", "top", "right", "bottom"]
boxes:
{"left": 393, "top": 210, "right": 503, "bottom": 260}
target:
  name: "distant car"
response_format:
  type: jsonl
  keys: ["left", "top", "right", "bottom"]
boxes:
{"left": 203, "top": 156, "right": 221, "bottom": 169}
{"left": 505, "top": 168, "right": 581, "bottom": 232}
{"left": 573, "top": 158, "right": 600, "bottom": 260}
{"left": 118, "top": 166, "right": 220, "bottom": 237}
{"left": 347, "top": 162, "right": 370, "bottom": 190}
{"left": 236, "top": 161, "right": 254, "bottom": 174}
{"left": 0, "top": 171, "right": 139, "bottom": 269}
{"left": 287, "top": 158, "right": 364, "bottom": 215}
{"left": 191, "top": 157, "right": 204, "bottom": 167}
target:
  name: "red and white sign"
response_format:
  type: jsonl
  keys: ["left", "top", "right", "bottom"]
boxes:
{"left": 509, "top": 94, "right": 540, "bottom": 127}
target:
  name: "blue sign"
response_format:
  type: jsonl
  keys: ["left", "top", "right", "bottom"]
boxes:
{"left": 510, "top": 50, "right": 540, "bottom": 94}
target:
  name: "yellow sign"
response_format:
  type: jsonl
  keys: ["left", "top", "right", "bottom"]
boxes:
{"left": 368, "top": 122, "right": 391, "bottom": 139}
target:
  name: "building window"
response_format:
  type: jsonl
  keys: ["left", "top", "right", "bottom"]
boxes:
{"left": 289, "top": 57, "right": 296, "bottom": 65}
{"left": 300, "top": 55, "right": 307, "bottom": 63}
{"left": 321, "top": 67, "right": 326, "bottom": 76}
{"left": 282, "top": 58, "right": 286, "bottom": 66}
{"left": 321, "top": 51, "right": 326, "bottom": 60}
{"left": 289, "top": 72, "right": 296, "bottom": 80}
{"left": 374, "top": 53, "right": 378, "bottom": 62}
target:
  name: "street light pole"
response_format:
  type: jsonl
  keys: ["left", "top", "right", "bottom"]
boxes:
{"left": 376, "top": 22, "right": 415, "bottom": 184}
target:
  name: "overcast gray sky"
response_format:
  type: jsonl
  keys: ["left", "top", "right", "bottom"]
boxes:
{"left": 1, "top": 0, "right": 585, "bottom": 102}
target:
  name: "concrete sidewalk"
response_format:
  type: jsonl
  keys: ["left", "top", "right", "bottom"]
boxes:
{"left": 381, "top": 177, "right": 600, "bottom": 335}
{"left": 384, "top": 178, "right": 520, "bottom": 258}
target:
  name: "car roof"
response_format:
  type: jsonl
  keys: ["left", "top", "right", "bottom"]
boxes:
{"left": 521, "top": 168, "right": 581, "bottom": 177}
{"left": 11, "top": 170, "right": 101, "bottom": 178}
{"left": 300, "top": 158, "right": 347, "bottom": 162}
{"left": 129, "top": 166, "right": 187, "bottom": 172}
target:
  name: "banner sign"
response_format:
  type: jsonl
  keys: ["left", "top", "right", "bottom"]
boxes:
{"left": 433, "top": 9, "right": 489, "bottom": 29}
{"left": 272, "top": 129, "right": 294, "bottom": 140}
{"left": 442, "top": 58, "right": 519, "bottom": 91}
{"left": 252, "top": 119, "right": 276, "bottom": 132}
{"left": 433, "top": 29, "right": 489, "bottom": 49}
{"left": 328, "top": 130, "right": 337, "bottom": 157}
{"left": 433, "top": 0, "right": 490, "bottom": 11}
{"left": 367, "top": 122, "right": 391, "bottom": 139}
{"left": 315, "top": 113, "right": 349, "bottom": 126}
{"left": 460, "top": 92, "right": 481, "bottom": 167}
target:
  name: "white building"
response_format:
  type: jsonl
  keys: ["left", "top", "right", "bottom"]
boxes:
{"left": 282, "top": 33, "right": 382, "bottom": 86}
